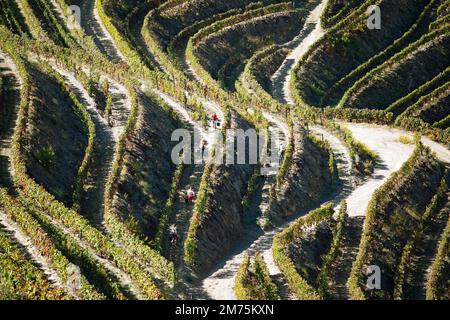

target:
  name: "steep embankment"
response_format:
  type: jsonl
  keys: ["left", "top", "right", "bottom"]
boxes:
{"left": 185, "top": 113, "right": 255, "bottom": 276}
{"left": 0, "top": 51, "right": 22, "bottom": 189}
{"left": 266, "top": 126, "right": 336, "bottom": 223}
{"left": 403, "top": 179, "right": 449, "bottom": 299}
{"left": 348, "top": 145, "right": 446, "bottom": 299}
{"left": 22, "top": 62, "right": 88, "bottom": 205}
{"left": 110, "top": 92, "right": 181, "bottom": 240}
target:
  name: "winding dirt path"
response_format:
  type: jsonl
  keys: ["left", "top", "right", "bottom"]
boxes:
{"left": 201, "top": 123, "right": 352, "bottom": 300}
{"left": 78, "top": 0, "right": 124, "bottom": 62}
{"left": 199, "top": 1, "right": 332, "bottom": 300}
{"left": 271, "top": 0, "right": 327, "bottom": 104}
{"left": 342, "top": 124, "right": 421, "bottom": 217}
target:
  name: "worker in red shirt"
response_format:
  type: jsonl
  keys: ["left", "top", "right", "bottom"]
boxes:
{"left": 211, "top": 113, "right": 218, "bottom": 129}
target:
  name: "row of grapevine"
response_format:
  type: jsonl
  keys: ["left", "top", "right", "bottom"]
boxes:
{"left": 323, "top": 0, "right": 442, "bottom": 108}
{"left": 426, "top": 188, "right": 450, "bottom": 299}
{"left": 0, "top": 226, "right": 67, "bottom": 299}
{"left": 347, "top": 141, "right": 441, "bottom": 299}
{"left": 323, "top": 121, "right": 378, "bottom": 177}
{"left": 15, "top": 0, "right": 49, "bottom": 41}
{"left": 272, "top": 204, "right": 334, "bottom": 299}
{"left": 0, "top": 0, "right": 30, "bottom": 36}
{"left": 430, "top": 0, "right": 450, "bottom": 29}
{"left": 397, "top": 81, "right": 449, "bottom": 124}
{"left": 339, "top": 22, "right": 450, "bottom": 109}
{"left": 0, "top": 189, "right": 104, "bottom": 299}
{"left": 393, "top": 173, "right": 448, "bottom": 299}
{"left": 433, "top": 114, "right": 450, "bottom": 129}
{"left": 387, "top": 66, "right": 450, "bottom": 116}
{"left": 316, "top": 201, "right": 348, "bottom": 299}
{"left": 234, "top": 253, "right": 280, "bottom": 300}
{"left": 26, "top": 0, "right": 76, "bottom": 47}
{"left": 320, "top": 0, "right": 366, "bottom": 29}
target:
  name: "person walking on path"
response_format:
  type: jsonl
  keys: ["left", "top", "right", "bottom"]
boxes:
{"left": 279, "top": 148, "right": 285, "bottom": 166}
{"left": 169, "top": 224, "right": 179, "bottom": 244}
{"left": 186, "top": 187, "right": 195, "bottom": 204}
{"left": 201, "top": 139, "right": 208, "bottom": 161}
{"left": 211, "top": 113, "right": 219, "bottom": 129}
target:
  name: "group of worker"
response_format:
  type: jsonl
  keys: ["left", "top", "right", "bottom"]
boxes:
{"left": 169, "top": 112, "right": 288, "bottom": 245}
{"left": 169, "top": 113, "right": 220, "bottom": 245}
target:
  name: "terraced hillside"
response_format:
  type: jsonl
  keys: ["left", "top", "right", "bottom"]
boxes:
{"left": 0, "top": 0, "right": 448, "bottom": 301}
